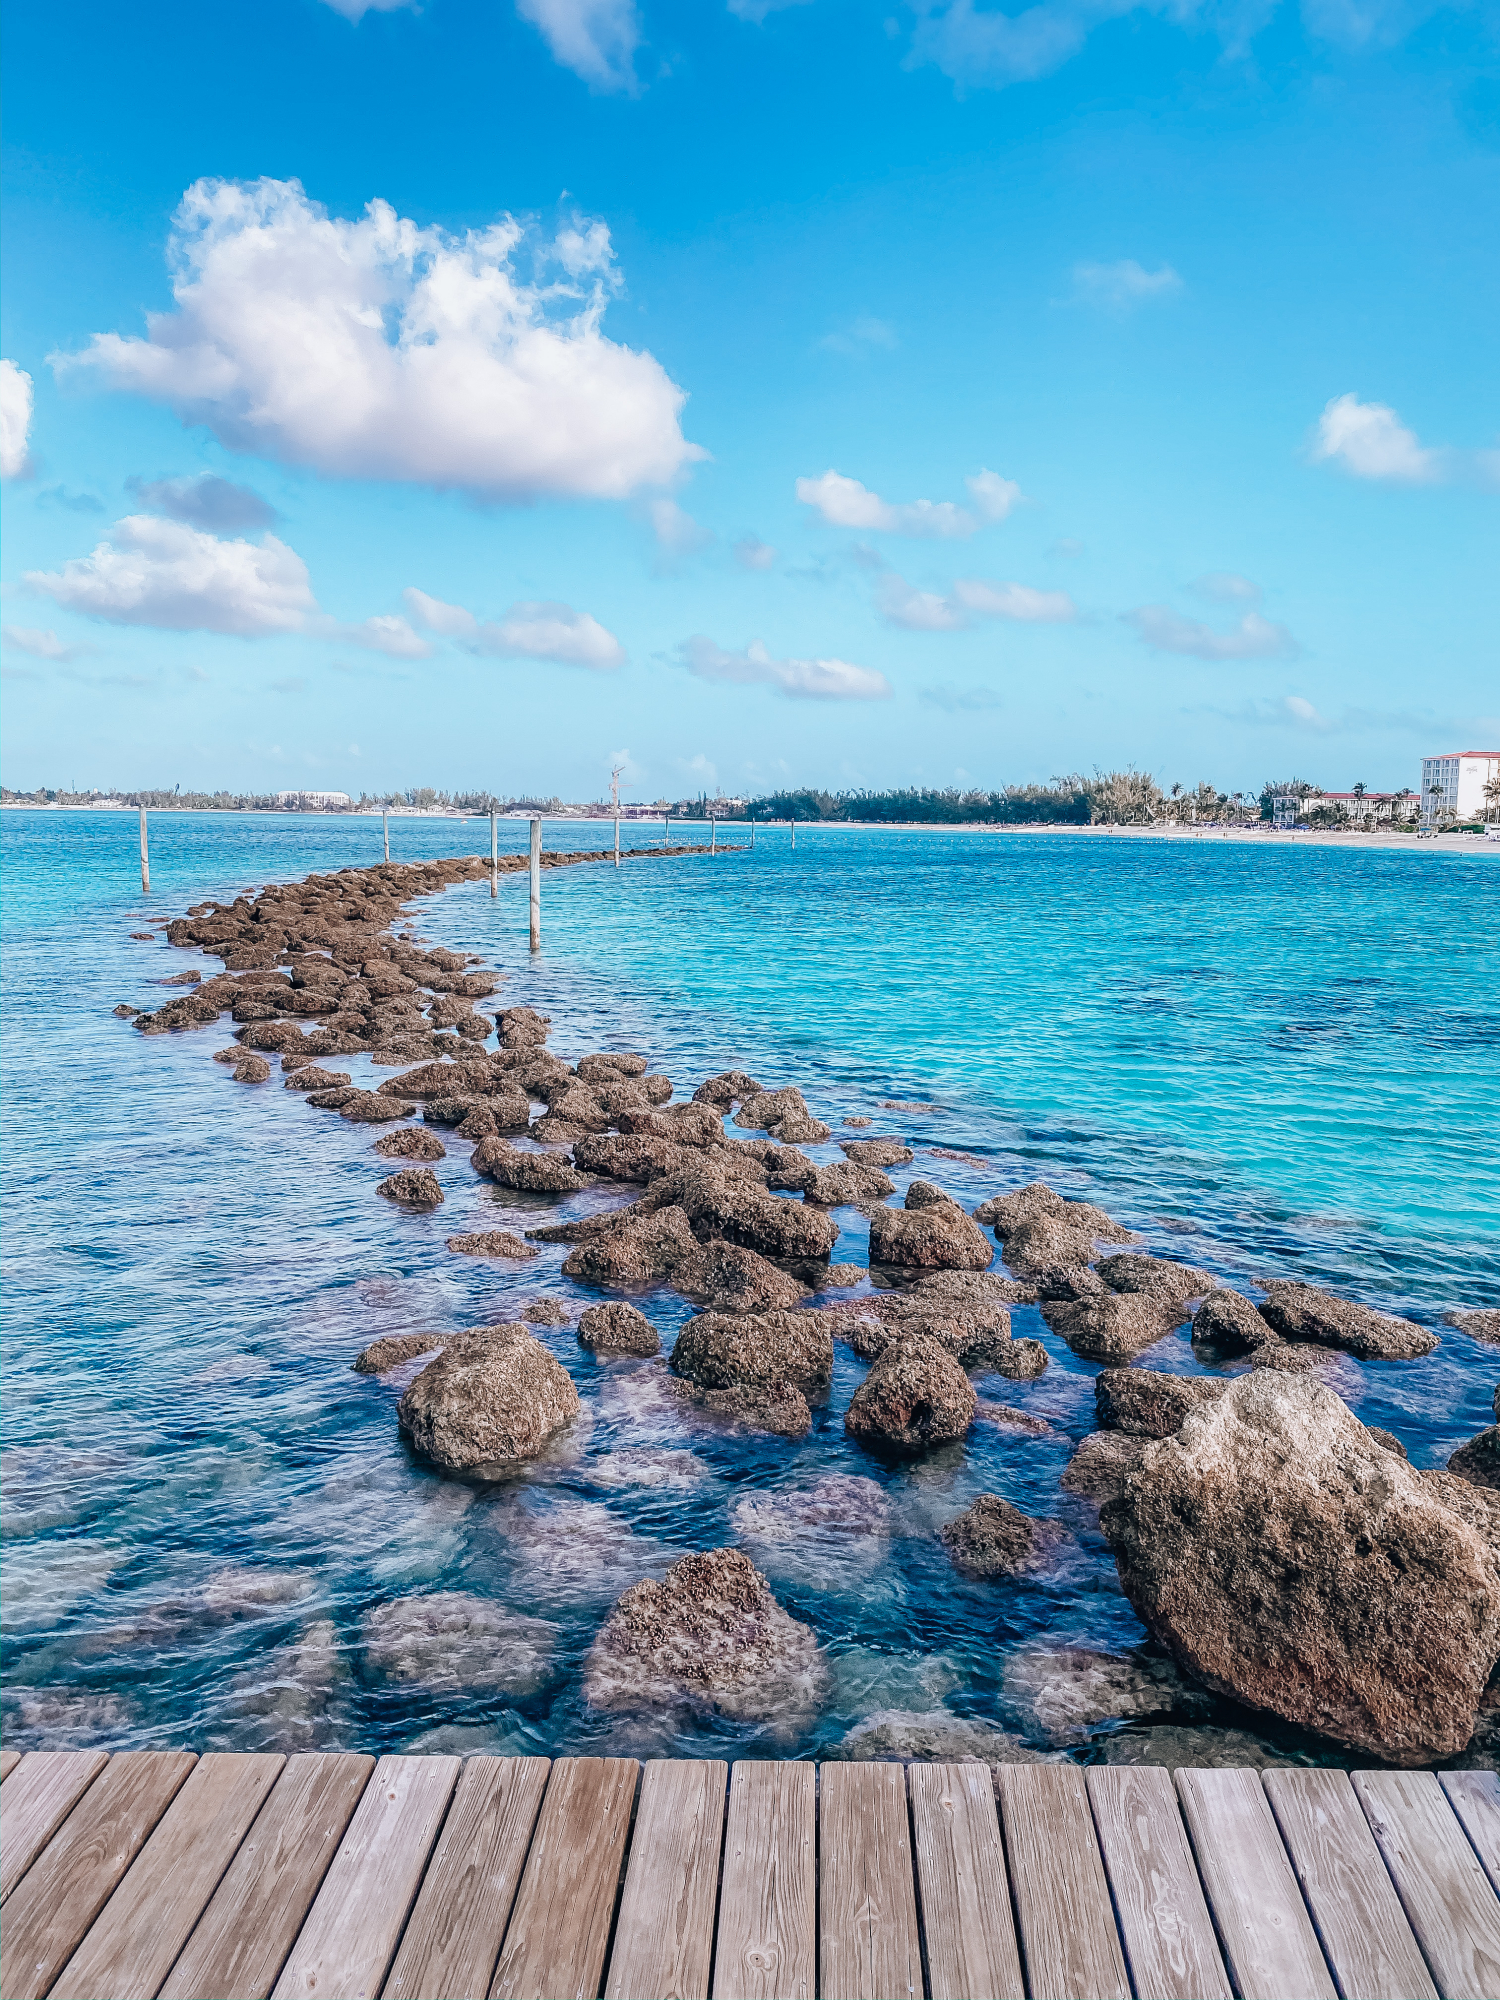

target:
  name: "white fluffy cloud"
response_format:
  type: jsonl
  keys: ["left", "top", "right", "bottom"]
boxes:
{"left": 1, "top": 360, "right": 34, "bottom": 479}
{"left": 1125, "top": 604, "right": 1296, "bottom": 660}
{"left": 679, "top": 635, "right": 890, "bottom": 701}
{"left": 57, "top": 178, "right": 698, "bottom": 503}
{"left": 25, "top": 516, "right": 317, "bottom": 636}
{"left": 796, "top": 466, "right": 1021, "bottom": 537}
{"left": 1071, "top": 259, "right": 1183, "bottom": 309}
{"left": 404, "top": 587, "right": 623, "bottom": 667}
{"left": 3, "top": 625, "right": 75, "bottom": 661}
{"left": 1312, "top": 393, "right": 1440, "bottom": 482}
{"left": 516, "top": 0, "right": 641, "bottom": 88}
{"left": 879, "top": 572, "right": 1075, "bottom": 630}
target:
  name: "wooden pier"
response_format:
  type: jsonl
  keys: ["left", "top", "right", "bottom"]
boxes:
{"left": 2, "top": 1749, "right": 1498, "bottom": 2000}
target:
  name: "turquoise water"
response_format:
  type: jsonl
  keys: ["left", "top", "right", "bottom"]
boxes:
{"left": 3, "top": 810, "right": 1498, "bottom": 1763}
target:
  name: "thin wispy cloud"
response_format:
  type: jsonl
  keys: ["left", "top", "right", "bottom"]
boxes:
{"left": 879, "top": 572, "right": 1076, "bottom": 631}
{"left": 796, "top": 467, "right": 1021, "bottom": 537}
{"left": 3, "top": 625, "right": 78, "bottom": 662}
{"left": 819, "top": 316, "right": 899, "bottom": 356}
{"left": 1190, "top": 572, "right": 1261, "bottom": 604}
{"left": 405, "top": 588, "right": 624, "bottom": 667}
{"left": 129, "top": 473, "right": 278, "bottom": 531}
{"left": 678, "top": 635, "right": 891, "bottom": 701}
{"left": 1070, "top": 259, "right": 1183, "bottom": 310}
{"left": 515, "top": 0, "right": 641, "bottom": 90}
{"left": 734, "top": 536, "right": 777, "bottom": 571}
{"left": 920, "top": 681, "right": 1004, "bottom": 711}
{"left": 1125, "top": 603, "right": 1296, "bottom": 661}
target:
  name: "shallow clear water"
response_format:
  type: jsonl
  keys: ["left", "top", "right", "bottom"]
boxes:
{"left": 3, "top": 810, "right": 1498, "bottom": 1764}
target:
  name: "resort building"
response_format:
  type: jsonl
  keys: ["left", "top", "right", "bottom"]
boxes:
{"left": 275, "top": 790, "right": 352, "bottom": 808}
{"left": 1308, "top": 791, "right": 1415, "bottom": 824}
{"left": 1421, "top": 751, "right": 1500, "bottom": 822}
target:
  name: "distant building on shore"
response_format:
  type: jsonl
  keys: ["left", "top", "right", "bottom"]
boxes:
{"left": 1421, "top": 751, "right": 1500, "bottom": 823}
{"left": 275, "top": 790, "right": 351, "bottom": 808}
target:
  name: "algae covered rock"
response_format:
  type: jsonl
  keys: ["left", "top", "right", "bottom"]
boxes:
{"left": 397, "top": 1325, "right": 580, "bottom": 1470}
{"left": 940, "top": 1494, "right": 1067, "bottom": 1578}
{"left": 583, "top": 1547, "right": 826, "bottom": 1724}
{"left": 868, "top": 1199, "right": 992, "bottom": 1272}
{"left": 578, "top": 1302, "right": 661, "bottom": 1356}
{"left": 845, "top": 1332, "right": 976, "bottom": 1453}
{"left": 1095, "top": 1368, "right": 1227, "bottom": 1439}
{"left": 670, "top": 1309, "right": 833, "bottom": 1394}
{"left": 376, "top": 1127, "right": 447, "bottom": 1161}
{"left": 377, "top": 1167, "right": 443, "bottom": 1208}
{"left": 1100, "top": 1370, "right": 1500, "bottom": 1764}
{"left": 1191, "top": 1288, "right": 1266, "bottom": 1353}
{"left": 1256, "top": 1280, "right": 1437, "bottom": 1360}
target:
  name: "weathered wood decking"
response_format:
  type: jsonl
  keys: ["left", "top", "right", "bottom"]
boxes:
{"left": 2, "top": 1749, "right": 1498, "bottom": 2000}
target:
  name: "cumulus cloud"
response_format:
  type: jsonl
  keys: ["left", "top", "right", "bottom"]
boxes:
{"left": 25, "top": 516, "right": 317, "bottom": 636}
{"left": 879, "top": 572, "right": 1076, "bottom": 630}
{"left": 403, "top": 587, "right": 623, "bottom": 665}
{"left": 342, "top": 614, "right": 433, "bottom": 658}
{"left": 679, "top": 635, "right": 891, "bottom": 701}
{"left": 648, "top": 497, "right": 713, "bottom": 557}
{"left": 1071, "top": 260, "right": 1182, "bottom": 310}
{"left": 796, "top": 466, "right": 1021, "bottom": 537}
{"left": 128, "top": 472, "right": 278, "bottom": 530}
{"left": 473, "top": 602, "right": 625, "bottom": 667}
{"left": 57, "top": 178, "right": 698, "bottom": 504}
{"left": 734, "top": 536, "right": 777, "bottom": 571}
{"left": 1125, "top": 604, "right": 1296, "bottom": 660}
{"left": 1, "top": 360, "right": 34, "bottom": 479}
{"left": 3, "top": 625, "right": 76, "bottom": 661}
{"left": 515, "top": 0, "right": 641, "bottom": 88}
{"left": 1312, "top": 393, "right": 1441, "bottom": 483}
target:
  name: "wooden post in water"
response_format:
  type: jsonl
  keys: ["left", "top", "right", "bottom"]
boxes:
{"left": 529, "top": 817, "right": 541, "bottom": 952}
{"left": 611, "top": 763, "right": 622, "bottom": 868}
{"left": 383, "top": 810, "right": 390, "bottom": 863}
{"left": 490, "top": 811, "right": 498, "bottom": 897}
{"left": 139, "top": 806, "right": 150, "bottom": 893}
{"left": 791, "top": 818, "right": 796, "bottom": 851}
{"left": 710, "top": 815, "right": 716, "bottom": 854}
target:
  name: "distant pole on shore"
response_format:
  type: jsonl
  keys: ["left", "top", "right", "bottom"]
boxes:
{"left": 139, "top": 807, "right": 150, "bottom": 893}
{"left": 490, "top": 811, "right": 498, "bottom": 897}
{"left": 529, "top": 817, "right": 541, "bottom": 952}
{"left": 611, "top": 763, "right": 622, "bottom": 868}
{"left": 383, "top": 810, "right": 390, "bottom": 863}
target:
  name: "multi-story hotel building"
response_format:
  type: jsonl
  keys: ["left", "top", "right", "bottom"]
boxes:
{"left": 1420, "top": 752, "right": 1500, "bottom": 823}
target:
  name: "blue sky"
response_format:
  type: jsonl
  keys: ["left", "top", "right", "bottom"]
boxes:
{"left": 1, "top": 0, "right": 1495, "bottom": 801}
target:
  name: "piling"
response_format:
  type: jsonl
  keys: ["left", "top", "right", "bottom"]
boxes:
{"left": 529, "top": 818, "right": 541, "bottom": 952}
{"left": 383, "top": 810, "right": 390, "bottom": 863}
{"left": 710, "top": 817, "right": 717, "bottom": 854}
{"left": 791, "top": 819, "right": 796, "bottom": 851}
{"left": 139, "top": 807, "right": 150, "bottom": 894}
{"left": 490, "top": 811, "right": 498, "bottom": 898}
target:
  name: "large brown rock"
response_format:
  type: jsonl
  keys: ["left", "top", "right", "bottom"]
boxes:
{"left": 1097, "top": 1253, "right": 1215, "bottom": 1304}
{"left": 1448, "top": 1309, "right": 1500, "bottom": 1346}
{"left": 677, "top": 1240, "right": 806, "bottom": 1314}
{"left": 1095, "top": 1369, "right": 1228, "bottom": 1438}
{"left": 805, "top": 1161, "right": 896, "bottom": 1207}
{"left": 338, "top": 1089, "right": 408, "bottom": 1124}
{"left": 577, "top": 1051, "right": 649, "bottom": 1081}
{"left": 1062, "top": 1431, "right": 1149, "bottom": 1507}
{"left": 845, "top": 1333, "right": 976, "bottom": 1453}
{"left": 1191, "top": 1289, "right": 1266, "bottom": 1353}
{"left": 1100, "top": 1371, "right": 1500, "bottom": 1764}
{"left": 1450, "top": 1428, "right": 1500, "bottom": 1493}
{"left": 840, "top": 1137, "right": 914, "bottom": 1167}
{"left": 562, "top": 1207, "right": 701, "bottom": 1285}
{"left": 397, "top": 1325, "right": 580, "bottom": 1470}
{"left": 940, "top": 1494, "right": 1066, "bottom": 1577}
{"left": 572, "top": 1133, "right": 701, "bottom": 1182}
{"left": 1041, "top": 1293, "right": 1184, "bottom": 1363}
{"left": 868, "top": 1200, "right": 992, "bottom": 1271}
{"left": 583, "top": 1547, "right": 825, "bottom": 1723}
{"left": 827, "top": 1291, "right": 1045, "bottom": 1380}
{"left": 663, "top": 1167, "right": 839, "bottom": 1262}
{"left": 671, "top": 1310, "right": 833, "bottom": 1393}
{"left": 975, "top": 1180, "right": 1134, "bottom": 1271}
{"left": 471, "top": 1139, "right": 588, "bottom": 1193}
{"left": 354, "top": 1331, "right": 444, "bottom": 1374}
{"left": 615, "top": 1104, "right": 726, "bottom": 1150}
{"left": 578, "top": 1303, "right": 660, "bottom": 1356}
{"left": 1256, "top": 1282, "right": 1437, "bottom": 1360}
{"left": 692, "top": 1069, "right": 762, "bottom": 1108}
{"left": 376, "top": 1127, "right": 447, "bottom": 1161}
{"left": 733, "top": 1086, "right": 810, "bottom": 1131}
{"left": 377, "top": 1167, "right": 443, "bottom": 1207}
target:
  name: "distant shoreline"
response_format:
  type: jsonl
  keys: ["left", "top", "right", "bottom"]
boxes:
{"left": 3, "top": 800, "right": 1495, "bottom": 854}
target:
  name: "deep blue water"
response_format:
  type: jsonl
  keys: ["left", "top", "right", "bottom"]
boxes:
{"left": 3, "top": 809, "right": 1498, "bottom": 1765}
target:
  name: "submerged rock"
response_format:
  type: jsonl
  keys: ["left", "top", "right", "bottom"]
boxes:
{"left": 519, "top": 1298, "right": 570, "bottom": 1325}
{"left": 1101, "top": 1724, "right": 1301, "bottom": 1770}
{"left": 362, "top": 1592, "right": 557, "bottom": 1695}
{"left": 353, "top": 1331, "right": 445, "bottom": 1375}
{"left": 733, "top": 1474, "right": 891, "bottom": 1554}
{"left": 1001, "top": 1645, "right": 1210, "bottom": 1743}
{"left": 1100, "top": 1370, "right": 1500, "bottom": 1764}
{"left": 578, "top": 1302, "right": 660, "bottom": 1356}
{"left": 397, "top": 1325, "right": 580, "bottom": 1471}
{"left": 445, "top": 1230, "right": 537, "bottom": 1259}
{"left": 1191, "top": 1289, "right": 1267, "bottom": 1353}
{"left": 845, "top": 1333, "right": 977, "bottom": 1453}
{"left": 868, "top": 1200, "right": 993, "bottom": 1272}
{"left": 940, "top": 1494, "right": 1068, "bottom": 1578}
{"left": 1256, "top": 1280, "right": 1437, "bottom": 1360}
{"left": 376, "top": 1128, "right": 447, "bottom": 1162}
{"left": 1095, "top": 1369, "right": 1228, "bottom": 1439}
{"left": 378, "top": 1167, "right": 443, "bottom": 1208}
{"left": 835, "top": 1709, "right": 1040, "bottom": 1766}
{"left": 1448, "top": 1309, "right": 1500, "bottom": 1346}
{"left": 584, "top": 1547, "right": 826, "bottom": 1724}
{"left": 690, "top": 1381, "right": 813, "bottom": 1438}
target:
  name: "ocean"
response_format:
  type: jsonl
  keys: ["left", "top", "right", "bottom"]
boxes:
{"left": 3, "top": 809, "right": 1498, "bottom": 1763}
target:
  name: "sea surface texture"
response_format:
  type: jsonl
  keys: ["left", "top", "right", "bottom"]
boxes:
{"left": 4, "top": 811, "right": 1498, "bottom": 1765}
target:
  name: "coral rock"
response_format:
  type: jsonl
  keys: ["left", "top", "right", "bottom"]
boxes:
{"left": 397, "top": 1325, "right": 580, "bottom": 1470}
{"left": 845, "top": 1333, "right": 977, "bottom": 1453}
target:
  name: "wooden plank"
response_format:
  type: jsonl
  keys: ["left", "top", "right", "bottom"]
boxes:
{"left": 160, "top": 1753, "right": 376, "bottom": 2000}
{"left": 909, "top": 1762, "right": 1025, "bottom": 2000}
{"left": 606, "top": 1759, "right": 727, "bottom": 2000}
{"left": 382, "top": 1756, "right": 550, "bottom": 2000}
{"left": 1177, "top": 1767, "right": 1337, "bottom": 2000}
{"left": 1086, "top": 1766, "right": 1231, "bottom": 2000}
{"left": 51, "top": 1753, "right": 284, "bottom": 2000}
{"left": 1264, "top": 1769, "right": 1437, "bottom": 2000}
{"left": 489, "top": 1756, "right": 638, "bottom": 2000}
{"left": 0, "top": 1749, "right": 197, "bottom": 2000}
{"left": 1, "top": 1750, "right": 21, "bottom": 1782}
{"left": 819, "top": 1761, "right": 922, "bottom": 2000}
{"left": 996, "top": 1765, "right": 1130, "bottom": 2000}
{"left": 1, "top": 1749, "right": 110, "bottom": 1902}
{"left": 271, "top": 1754, "right": 460, "bottom": 2000}
{"left": 711, "top": 1760, "right": 814, "bottom": 2000}
{"left": 1439, "top": 1772, "right": 1500, "bottom": 1899}
{"left": 1352, "top": 1770, "right": 1500, "bottom": 2000}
